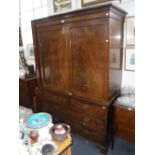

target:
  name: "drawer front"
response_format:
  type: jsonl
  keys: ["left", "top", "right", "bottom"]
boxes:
{"left": 70, "top": 99, "right": 107, "bottom": 116}
{"left": 82, "top": 117, "right": 106, "bottom": 131}
{"left": 44, "top": 92, "right": 69, "bottom": 108}
{"left": 70, "top": 99, "right": 86, "bottom": 113}
{"left": 85, "top": 104, "right": 107, "bottom": 121}
{"left": 44, "top": 99, "right": 60, "bottom": 114}
{"left": 71, "top": 122, "right": 106, "bottom": 144}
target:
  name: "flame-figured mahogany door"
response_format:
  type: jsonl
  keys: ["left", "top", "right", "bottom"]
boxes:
{"left": 37, "top": 26, "right": 69, "bottom": 93}
{"left": 69, "top": 20, "right": 108, "bottom": 101}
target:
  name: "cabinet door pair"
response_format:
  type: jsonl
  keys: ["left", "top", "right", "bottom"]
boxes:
{"left": 37, "top": 19, "right": 108, "bottom": 101}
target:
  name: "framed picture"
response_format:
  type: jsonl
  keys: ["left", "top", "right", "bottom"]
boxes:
{"left": 19, "top": 48, "right": 27, "bottom": 68}
{"left": 27, "top": 44, "right": 35, "bottom": 59}
{"left": 53, "top": 0, "right": 71, "bottom": 13}
{"left": 81, "top": 0, "right": 113, "bottom": 7}
{"left": 19, "top": 55, "right": 23, "bottom": 69}
{"left": 109, "top": 48, "right": 122, "bottom": 70}
{"left": 125, "top": 48, "right": 135, "bottom": 71}
{"left": 126, "top": 16, "right": 135, "bottom": 46}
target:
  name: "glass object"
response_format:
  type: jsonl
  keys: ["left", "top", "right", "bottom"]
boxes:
{"left": 30, "top": 130, "right": 39, "bottom": 141}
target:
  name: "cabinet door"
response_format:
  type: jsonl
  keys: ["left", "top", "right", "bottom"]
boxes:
{"left": 37, "top": 26, "right": 69, "bottom": 93}
{"left": 69, "top": 20, "right": 108, "bottom": 100}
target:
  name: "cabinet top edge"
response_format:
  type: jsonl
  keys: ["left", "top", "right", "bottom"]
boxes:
{"left": 32, "top": 3, "right": 127, "bottom": 24}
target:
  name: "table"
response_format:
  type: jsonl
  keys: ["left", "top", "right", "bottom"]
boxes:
{"left": 19, "top": 106, "right": 72, "bottom": 155}
{"left": 30, "top": 135, "right": 72, "bottom": 155}
{"left": 48, "top": 136, "right": 72, "bottom": 155}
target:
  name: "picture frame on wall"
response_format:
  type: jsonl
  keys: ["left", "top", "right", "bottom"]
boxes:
{"left": 53, "top": 0, "right": 72, "bottom": 13}
{"left": 81, "top": 0, "right": 113, "bottom": 7}
{"left": 125, "top": 47, "right": 135, "bottom": 71}
{"left": 126, "top": 16, "right": 135, "bottom": 46}
{"left": 27, "top": 44, "right": 35, "bottom": 60}
{"left": 19, "top": 48, "right": 27, "bottom": 68}
{"left": 109, "top": 48, "right": 122, "bottom": 70}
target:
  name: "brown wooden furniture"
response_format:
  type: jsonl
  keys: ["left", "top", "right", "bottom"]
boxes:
{"left": 31, "top": 4, "right": 127, "bottom": 150}
{"left": 19, "top": 77, "right": 37, "bottom": 109}
{"left": 113, "top": 102, "right": 135, "bottom": 143}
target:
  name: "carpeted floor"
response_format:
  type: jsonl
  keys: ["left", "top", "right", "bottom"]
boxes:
{"left": 72, "top": 134, "right": 135, "bottom": 155}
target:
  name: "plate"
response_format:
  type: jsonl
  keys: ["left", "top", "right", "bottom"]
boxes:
{"left": 26, "top": 113, "right": 52, "bottom": 129}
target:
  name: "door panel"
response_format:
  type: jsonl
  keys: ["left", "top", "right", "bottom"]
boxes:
{"left": 69, "top": 22, "right": 107, "bottom": 100}
{"left": 37, "top": 27, "right": 69, "bottom": 93}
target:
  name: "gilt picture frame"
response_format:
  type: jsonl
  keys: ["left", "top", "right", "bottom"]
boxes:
{"left": 125, "top": 47, "right": 135, "bottom": 71}
{"left": 109, "top": 48, "right": 122, "bottom": 70}
{"left": 126, "top": 16, "right": 135, "bottom": 46}
{"left": 53, "top": 0, "right": 72, "bottom": 13}
{"left": 81, "top": 0, "right": 114, "bottom": 7}
{"left": 27, "top": 44, "right": 35, "bottom": 60}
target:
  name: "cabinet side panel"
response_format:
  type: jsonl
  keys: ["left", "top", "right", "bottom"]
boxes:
{"left": 109, "top": 18, "right": 125, "bottom": 99}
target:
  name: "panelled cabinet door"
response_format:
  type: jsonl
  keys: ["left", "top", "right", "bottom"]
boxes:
{"left": 69, "top": 19, "right": 108, "bottom": 101}
{"left": 37, "top": 26, "right": 69, "bottom": 93}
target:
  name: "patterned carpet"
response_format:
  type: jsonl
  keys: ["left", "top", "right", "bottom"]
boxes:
{"left": 72, "top": 134, "right": 135, "bottom": 155}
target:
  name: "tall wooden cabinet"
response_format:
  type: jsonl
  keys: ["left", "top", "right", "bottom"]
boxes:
{"left": 32, "top": 4, "right": 127, "bottom": 149}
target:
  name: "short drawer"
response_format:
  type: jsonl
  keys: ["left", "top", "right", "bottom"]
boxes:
{"left": 70, "top": 99, "right": 86, "bottom": 113}
{"left": 81, "top": 117, "right": 105, "bottom": 132}
{"left": 87, "top": 105, "right": 107, "bottom": 118}
{"left": 44, "top": 93, "right": 69, "bottom": 107}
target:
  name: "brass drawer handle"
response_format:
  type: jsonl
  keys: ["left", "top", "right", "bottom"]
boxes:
{"left": 61, "top": 19, "right": 65, "bottom": 23}
{"left": 68, "top": 92, "right": 72, "bottom": 96}
{"left": 127, "top": 107, "right": 132, "bottom": 111}
{"left": 102, "top": 106, "right": 106, "bottom": 110}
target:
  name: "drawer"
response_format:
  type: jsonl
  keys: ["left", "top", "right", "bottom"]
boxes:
{"left": 70, "top": 99, "right": 86, "bottom": 113}
{"left": 86, "top": 105, "right": 107, "bottom": 119}
{"left": 44, "top": 93, "right": 69, "bottom": 107}
{"left": 44, "top": 100, "right": 60, "bottom": 113}
{"left": 44, "top": 93, "right": 60, "bottom": 102}
{"left": 82, "top": 117, "right": 106, "bottom": 131}
{"left": 69, "top": 111, "right": 84, "bottom": 123}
